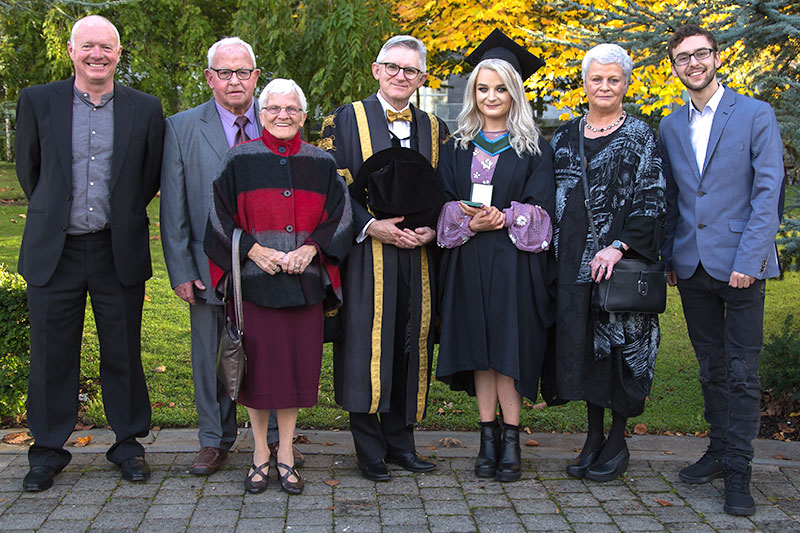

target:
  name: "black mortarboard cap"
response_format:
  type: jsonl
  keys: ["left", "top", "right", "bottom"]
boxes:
{"left": 465, "top": 28, "right": 545, "bottom": 80}
{"left": 352, "top": 147, "right": 443, "bottom": 230}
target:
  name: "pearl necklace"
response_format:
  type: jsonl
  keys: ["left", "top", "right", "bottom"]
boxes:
{"left": 585, "top": 111, "right": 626, "bottom": 133}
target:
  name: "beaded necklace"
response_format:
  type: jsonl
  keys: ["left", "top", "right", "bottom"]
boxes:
{"left": 584, "top": 110, "right": 626, "bottom": 133}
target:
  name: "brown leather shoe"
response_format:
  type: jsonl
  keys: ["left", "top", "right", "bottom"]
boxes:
{"left": 268, "top": 442, "right": 305, "bottom": 468}
{"left": 190, "top": 447, "right": 228, "bottom": 475}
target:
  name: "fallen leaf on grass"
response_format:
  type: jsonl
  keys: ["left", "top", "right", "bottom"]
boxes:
{"left": 73, "top": 435, "right": 93, "bottom": 447}
{"left": 152, "top": 426, "right": 161, "bottom": 432}
{"left": 168, "top": 402, "right": 175, "bottom": 408}
{"left": 2, "top": 431, "right": 33, "bottom": 445}
{"left": 533, "top": 402, "right": 547, "bottom": 410}
{"left": 523, "top": 400, "right": 533, "bottom": 408}
{"left": 18, "top": 214, "right": 26, "bottom": 218}
{"left": 662, "top": 430, "right": 674, "bottom": 436}
{"left": 144, "top": 295, "right": 151, "bottom": 301}
{"left": 523, "top": 427, "right": 532, "bottom": 434}
{"left": 694, "top": 431, "right": 708, "bottom": 438}
{"left": 438, "top": 437, "right": 463, "bottom": 448}
{"left": 790, "top": 411, "right": 800, "bottom": 418}
{"left": 324, "top": 480, "right": 340, "bottom": 487}
{"left": 73, "top": 422, "right": 94, "bottom": 431}
{"left": 152, "top": 402, "right": 165, "bottom": 408}
{"left": 9, "top": 219, "right": 17, "bottom": 223}
{"left": 655, "top": 499, "right": 673, "bottom": 507}
{"left": 153, "top": 365, "right": 166, "bottom": 373}
{"left": 294, "top": 434, "right": 312, "bottom": 444}
{"left": 664, "top": 451, "right": 675, "bottom": 455}
{"left": 437, "top": 407, "right": 445, "bottom": 414}
{"left": 634, "top": 423, "right": 648, "bottom": 435}
{"left": 774, "top": 454, "right": 790, "bottom": 461}
{"left": 624, "top": 431, "right": 633, "bottom": 438}
{"left": 524, "top": 439, "right": 539, "bottom": 447}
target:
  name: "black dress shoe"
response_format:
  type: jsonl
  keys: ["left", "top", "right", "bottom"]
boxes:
{"left": 679, "top": 451, "right": 723, "bottom": 484}
{"left": 358, "top": 458, "right": 391, "bottom": 481}
{"left": 566, "top": 439, "right": 606, "bottom": 479}
{"left": 475, "top": 421, "right": 502, "bottom": 478}
{"left": 585, "top": 445, "right": 629, "bottom": 482}
{"left": 723, "top": 464, "right": 755, "bottom": 516}
{"left": 120, "top": 456, "right": 151, "bottom": 482}
{"left": 496, "top": 426, "right": 521, "bottom": 482}
{"left": 244, "top": 462, "right": 269, "bottom": 494}
{"left": 276, "top": 462, "right": 305, "bottom": 494}
{"left": 23, "top": 466, "right": 58, "bottom": 492}
{"left": 386, "top": 452, "right": 436, "bottom": 473}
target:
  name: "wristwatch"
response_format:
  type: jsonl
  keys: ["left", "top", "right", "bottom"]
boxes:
{"left": 611, "top": 239, "right": 625, "bottom": 252}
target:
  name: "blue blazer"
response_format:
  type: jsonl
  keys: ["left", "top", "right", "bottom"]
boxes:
{"left": 659, "top": 86, "right": 784, "bottom": 281}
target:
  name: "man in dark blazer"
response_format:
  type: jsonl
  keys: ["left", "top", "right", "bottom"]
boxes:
{"left": 660, "top": 24, "right": 784, "bottom": 517}
{"left": 15, "top": 15, "right": 164, "bottom": 492}
{"left": 160, "top": 37, "right": 302, "bottom": 475}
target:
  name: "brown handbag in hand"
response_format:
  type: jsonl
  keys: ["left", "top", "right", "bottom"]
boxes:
{"left": 217, "top": 228, "right": 247, "bottom": 401}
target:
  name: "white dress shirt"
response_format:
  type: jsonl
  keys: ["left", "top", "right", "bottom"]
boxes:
{"left": 689, "top": 84, "right": 725, "bottom": 175}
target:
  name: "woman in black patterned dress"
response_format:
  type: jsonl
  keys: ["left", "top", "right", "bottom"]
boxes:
{"left": 548, "top": 44, "right": 666, "bottom": 482}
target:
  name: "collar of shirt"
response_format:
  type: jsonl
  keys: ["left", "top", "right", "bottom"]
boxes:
{"left": 375, "top": 91, "right": 412, "bottom": 148}
{"left": 689, "top": 84, "right": 725, "bottom": 122}
{"left": 73, "top": 85, "right": 114, "bottom": 108}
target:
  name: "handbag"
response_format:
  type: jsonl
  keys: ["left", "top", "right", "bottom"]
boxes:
{"left": 578, "top": 118, "right": 667, "bottom": 314}
{"left": 216, "top": 228, "right": 247, "bottom": 400}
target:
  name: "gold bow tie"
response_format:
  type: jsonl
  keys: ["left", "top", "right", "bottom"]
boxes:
{"left": 386, "top": 108, "right": 412, "bottom": 123}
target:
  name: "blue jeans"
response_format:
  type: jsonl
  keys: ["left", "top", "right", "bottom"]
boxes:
{"left": 677, "top": 265, "right": 765, "bottom": 471}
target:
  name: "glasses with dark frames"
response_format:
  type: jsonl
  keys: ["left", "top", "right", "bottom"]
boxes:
{"left": 671, "top": 48, "right": 715, "bottom": 66}
{"left": 210, "top": 68, "right": 255, "bottom": 80}
{"left": 378, "top": 62, "right": 422, "bottom": 80}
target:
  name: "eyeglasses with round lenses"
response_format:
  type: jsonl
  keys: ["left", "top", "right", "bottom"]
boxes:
{"left": 672, "top": 48, "right": 715, "bottom": 66}
{"left": 379, "top": 62, "right": 422, "bottom": 80}
{"left": 210, "top": 68, "right": 255, "bottom": 80}
{"left": 264, "top": 105, "right": 303, "bottom": 116}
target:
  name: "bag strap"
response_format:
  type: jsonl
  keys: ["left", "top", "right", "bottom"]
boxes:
{"left": 231, "top": 228, "right": 244, "bottom": 334}
{"left": 578, "top": 117, "right": 601, "bottom": 255}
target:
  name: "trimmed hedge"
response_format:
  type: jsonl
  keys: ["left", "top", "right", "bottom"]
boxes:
{"left": 0, "top": 264, "right": 28, "bottom": 420}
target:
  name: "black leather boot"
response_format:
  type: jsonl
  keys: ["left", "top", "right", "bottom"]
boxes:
{"left": 474, "top": 420, "right": 501, "bottom": 478}
{"left": 496, "top": 425, "right": 521, "bottom": 482}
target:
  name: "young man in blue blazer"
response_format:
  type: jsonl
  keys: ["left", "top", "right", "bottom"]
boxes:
{"left": 659, "top": 24, "right": 784, "bottom": 517}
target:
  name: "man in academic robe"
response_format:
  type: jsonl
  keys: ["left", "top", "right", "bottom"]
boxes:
{"left": 319, "top": 35, "right": 448, "bottom": 481}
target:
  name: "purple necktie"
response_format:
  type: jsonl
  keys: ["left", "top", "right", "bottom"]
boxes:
{"left": 234, "top": 115, "right": 250, "bottom": 145}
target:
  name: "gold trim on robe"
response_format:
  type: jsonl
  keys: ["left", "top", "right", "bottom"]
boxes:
{"left": 337, "top": 168, "right": 353, "bottom": 186}
{"left": 416, "top": 248, "right": 431, "bottom": 422}
{"left": 352, "top": 101, "right": 374, "bottom": 161}
{"left": 369, "top": 237, "right": 384, "bottom": 414}
{"left": 426, "top": 111, "right": 440, "bottom": 169}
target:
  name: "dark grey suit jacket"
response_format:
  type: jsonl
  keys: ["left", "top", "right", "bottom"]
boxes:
{"left": 160, "top": 98, "right": 261, "bottom": 303}
{"left": 15, "top": 77, "right": 165, "bottom": 287}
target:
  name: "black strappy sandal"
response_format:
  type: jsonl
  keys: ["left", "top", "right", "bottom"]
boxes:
{"left": 276, "top": 462, "right": 304, "bottom": 494}
{"left": 244, "top": 461, "right": 269, "bottom": 494}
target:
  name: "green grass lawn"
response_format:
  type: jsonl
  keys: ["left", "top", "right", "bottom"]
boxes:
{"left": 1, "top": 161, "right": 797, "bottom": 435}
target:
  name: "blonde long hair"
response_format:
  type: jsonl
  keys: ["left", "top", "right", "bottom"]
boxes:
{"left": 453, "top": 58, "right": 540, "bottom": 157}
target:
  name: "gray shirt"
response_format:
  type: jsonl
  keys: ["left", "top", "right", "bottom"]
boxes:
{"left": 69, "top": 87, "right": 114, "bottom": 234}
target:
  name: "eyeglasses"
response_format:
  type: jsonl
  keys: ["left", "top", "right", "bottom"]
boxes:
{"left": 210, "top": 68, "right": 255, "bottom": 80}
{"left": 263, "top": 105, "right": 303, "bottom": 116}
{"left": 378, "top": 62, "right": 423, "bottom": 80}
{"left": 671, "top": 48, "right": 715, "bottom": 66}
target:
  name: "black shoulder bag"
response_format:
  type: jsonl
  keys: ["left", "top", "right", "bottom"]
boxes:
{"left": 578, "top": 118, "right": 667, "bottom": 314}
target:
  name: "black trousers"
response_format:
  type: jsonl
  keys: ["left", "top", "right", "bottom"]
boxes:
{"left": 677, "top": 264, "right": 765, "bottom": 471}
{"left": 350, "top": 248, "right": 416, "bottom": 461}
{"left": 26, "top": 231, "right": 151, "bottom": 469}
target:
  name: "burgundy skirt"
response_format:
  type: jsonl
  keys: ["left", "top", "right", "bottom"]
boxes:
{"left": 236, "top": 301, "right": 323, "bottom": 410}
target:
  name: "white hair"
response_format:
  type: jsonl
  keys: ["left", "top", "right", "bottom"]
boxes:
{"left": 258, "top": 79, "right": 307, "bottom": 113}
{"left": 69, "top": 15, "right": 120, "bottom": 49}
{"left": 581, "top": 44, "right": 633, "bottom": 84}
{"left": 376, "top": 35, "right": 427, "bottom": 72}
{"left": 453, "top": 59, "right": 541, "bottom": 157}
{"left": 207, "top": 37, "right": 256, "bottom": 69}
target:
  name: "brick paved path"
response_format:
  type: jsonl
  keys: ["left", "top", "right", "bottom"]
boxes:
{"left": 1, "top": 429, "right": 799, "bottom": 532}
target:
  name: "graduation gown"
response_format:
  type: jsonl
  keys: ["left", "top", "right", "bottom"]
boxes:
{"left": 319, "top": 94, "right": 449, "bottom": 424}
{"left": 436, "top": 138, "right": 557, "bottom": 401}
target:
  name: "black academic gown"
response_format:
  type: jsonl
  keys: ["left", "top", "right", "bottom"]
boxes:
{"left": 320, "top": 94, "right": 449, "bottom": 425}
{"left": 436, "top": 138, "right": 557, "bottom": 401}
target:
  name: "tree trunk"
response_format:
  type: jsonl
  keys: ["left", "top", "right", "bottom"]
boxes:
{"left": 4, "top": 113, "right": 11, "bottom": 162}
